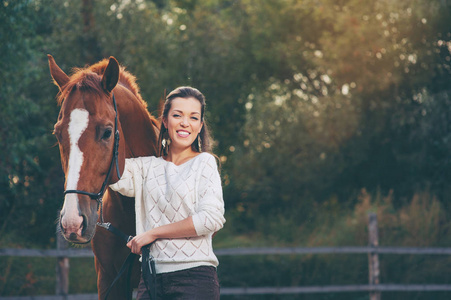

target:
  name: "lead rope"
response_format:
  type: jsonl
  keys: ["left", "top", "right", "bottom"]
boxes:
{"left": 100, "top": 224, "right": 156, "bottom": 300}
{"left": 142, "top": 246, "right": 157, "bottom": 299}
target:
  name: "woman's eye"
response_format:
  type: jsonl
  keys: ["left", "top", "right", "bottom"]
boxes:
{"left": 191, "top": 117, "right": 199, "bottom": 121}
{"left": 173, "top": 114, "right": 181, "bottom": 118}
{"left": 102, "top": 129, "right": 112, "bottom": 140}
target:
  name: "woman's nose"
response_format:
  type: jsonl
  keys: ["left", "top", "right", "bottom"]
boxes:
{"left": 181, "top": 117, "right": 188, "bottom": 126}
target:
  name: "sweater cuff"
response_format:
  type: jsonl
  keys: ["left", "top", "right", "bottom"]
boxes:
{"left": 192, "top": 214, "right": 208, "bottom": 236}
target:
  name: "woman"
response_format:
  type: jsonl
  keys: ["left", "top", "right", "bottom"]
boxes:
{"left": 110, "top": 86, "right": 225, "bottom": 299}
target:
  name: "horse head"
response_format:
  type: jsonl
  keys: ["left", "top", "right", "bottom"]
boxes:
{"left": 49, "top": 55, "right": 126, "bottom": 244}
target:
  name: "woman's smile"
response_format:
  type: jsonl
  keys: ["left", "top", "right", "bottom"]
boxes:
{"left": 177, "top": 130, "right": 190, "bottom": 138}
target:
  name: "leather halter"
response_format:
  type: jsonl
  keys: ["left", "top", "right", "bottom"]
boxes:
{"left": 63, "top": 93, "right": 121, "bottom": 219}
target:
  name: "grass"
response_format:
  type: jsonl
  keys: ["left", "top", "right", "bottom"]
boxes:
{"left": 0, "top": 256, "right": 97, "bottom": 296}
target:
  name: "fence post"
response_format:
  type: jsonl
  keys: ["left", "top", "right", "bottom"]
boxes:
{"left": 56, "top": 211, "right": 69, "bottom": 296}
{"left": 368, "top": 213, "right": 381, "bottom": 300}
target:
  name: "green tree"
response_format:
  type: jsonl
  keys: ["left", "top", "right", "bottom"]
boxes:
{"left": 0, "top": 0, "right": 64, "bottom": 247}
{"left": 225, "top": 0, "right": 451, "bottom": 237}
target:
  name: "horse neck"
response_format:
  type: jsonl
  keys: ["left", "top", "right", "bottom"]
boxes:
{"left": 115, "top": 87, "right": 159, "bottom": 158}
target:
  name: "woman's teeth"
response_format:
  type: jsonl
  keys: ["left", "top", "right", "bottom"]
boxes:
{"left": 177, "top": 131, "right": 189, "bottom": 137}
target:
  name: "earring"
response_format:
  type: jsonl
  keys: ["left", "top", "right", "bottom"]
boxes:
{"left": 162, "top": 137, "right": 171, "bottom": 154}
{"left": 198, "top": 135, "right": 202, "bottom": 152}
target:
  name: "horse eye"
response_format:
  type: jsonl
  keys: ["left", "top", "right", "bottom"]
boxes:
{"left": 102, "top": 129, "right": 112, "bottom": 140}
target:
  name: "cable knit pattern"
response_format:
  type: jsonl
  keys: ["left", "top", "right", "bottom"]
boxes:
{"left": 109, "top": 152, "right": 225, "bottom": 274}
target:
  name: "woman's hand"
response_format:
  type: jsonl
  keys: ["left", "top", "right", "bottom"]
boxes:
{"left": 127, "top": 231, "right": 157, "bottom": 254}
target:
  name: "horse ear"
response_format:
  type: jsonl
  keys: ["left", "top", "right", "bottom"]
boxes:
{"left": 48, "top": 54, "right": 69, "bottom": 90}
{"left": 101, "top": 56, "right": 120, "bottom": 93}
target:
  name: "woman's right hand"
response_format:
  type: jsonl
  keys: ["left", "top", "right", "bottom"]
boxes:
{"left": 127, "top": 231, "right": 157, "bottom": 254}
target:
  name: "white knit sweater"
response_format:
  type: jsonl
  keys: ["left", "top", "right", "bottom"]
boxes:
{"left": 109, "top": 152, "right": 225, "bottom": 274}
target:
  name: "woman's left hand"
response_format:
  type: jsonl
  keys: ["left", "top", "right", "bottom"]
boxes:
{"left": 127, "top": 231, "right": 157, "bottom": 254}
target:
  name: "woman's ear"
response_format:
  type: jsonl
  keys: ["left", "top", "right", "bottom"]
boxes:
{"left": 162, "top": 117, "right": 168, "bottom": 129}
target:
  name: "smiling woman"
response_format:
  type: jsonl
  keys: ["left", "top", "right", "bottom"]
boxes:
{"left": 109, "top": 86, "right": 225, "bottom": 299}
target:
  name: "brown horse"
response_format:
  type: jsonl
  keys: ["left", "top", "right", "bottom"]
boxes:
{"left": 48, "top": 55, "right": 159, "bottom": 299}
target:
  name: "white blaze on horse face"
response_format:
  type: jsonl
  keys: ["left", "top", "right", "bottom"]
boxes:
{"left": 66, "top": 108, "right": 89, "bottom": 190}
{"left": 61, "top": 108, "right": 89, "bottom": 235}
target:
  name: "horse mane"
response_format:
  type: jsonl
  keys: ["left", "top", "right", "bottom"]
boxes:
{"left": 57, "top": 59, "right": 149, "bottom": 113}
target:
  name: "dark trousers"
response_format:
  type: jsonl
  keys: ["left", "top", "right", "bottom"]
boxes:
{"left": 136, "top": 266, "right": 220, "bottom": 300}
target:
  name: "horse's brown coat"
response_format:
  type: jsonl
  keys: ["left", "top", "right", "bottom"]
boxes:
{"left": 49, "top": 55, "right": 159, "bottom": 299}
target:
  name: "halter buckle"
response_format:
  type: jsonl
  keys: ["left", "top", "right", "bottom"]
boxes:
{"left": 96, "top": 222, "right": 111, "bottom": 230}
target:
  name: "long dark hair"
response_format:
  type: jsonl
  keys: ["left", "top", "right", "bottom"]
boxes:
{"left": 158, "top": 86, "right": 213, "bottom": 156}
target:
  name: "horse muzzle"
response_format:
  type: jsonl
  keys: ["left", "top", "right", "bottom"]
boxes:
{"left": 59, "top": 209, "right": 96, "bottom": 244}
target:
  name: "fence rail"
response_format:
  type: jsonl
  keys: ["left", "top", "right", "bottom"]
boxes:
{"left": 3, "top": 245, "right": 451, "bottom": 258}
{"left": 2, "top": 213, "right": 451, "bottom": 299}
{"left": 3, "top": 284, "right": 451, "bottom": 300}
{"left": 0, "top": 248, "right": 93, "bottom": 257}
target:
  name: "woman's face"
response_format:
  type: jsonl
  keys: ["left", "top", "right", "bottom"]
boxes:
{"left": 164, "top": 97, "right": 203, "bottom": 152}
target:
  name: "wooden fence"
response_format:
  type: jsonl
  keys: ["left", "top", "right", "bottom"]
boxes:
{"left": 2, "top": 213, "right": 451, "bottom": 299}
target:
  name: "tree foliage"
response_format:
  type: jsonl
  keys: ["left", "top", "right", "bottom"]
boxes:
{"left": 225, "top": 0, "right": 451, "bottom": 233}
{"left": 1, "top": 0, "right": 451, "bottom": 246}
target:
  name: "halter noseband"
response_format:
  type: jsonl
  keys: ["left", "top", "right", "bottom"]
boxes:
{"left": 63, "top": 93, "right": 122, "bottom": 218}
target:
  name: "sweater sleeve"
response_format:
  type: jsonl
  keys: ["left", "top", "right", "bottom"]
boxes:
{"left": 109, "top": 158, "right": 142, "bottom": 197}
{"left": 192, "top": 154, "right": 226, "bottom": 236}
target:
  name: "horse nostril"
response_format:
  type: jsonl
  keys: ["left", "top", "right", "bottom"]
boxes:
{"left": 80, "top": 215, "right": 87, "bottom": 235}
{"left": 69, "top": 233, "right": 78, "bottom": 240}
